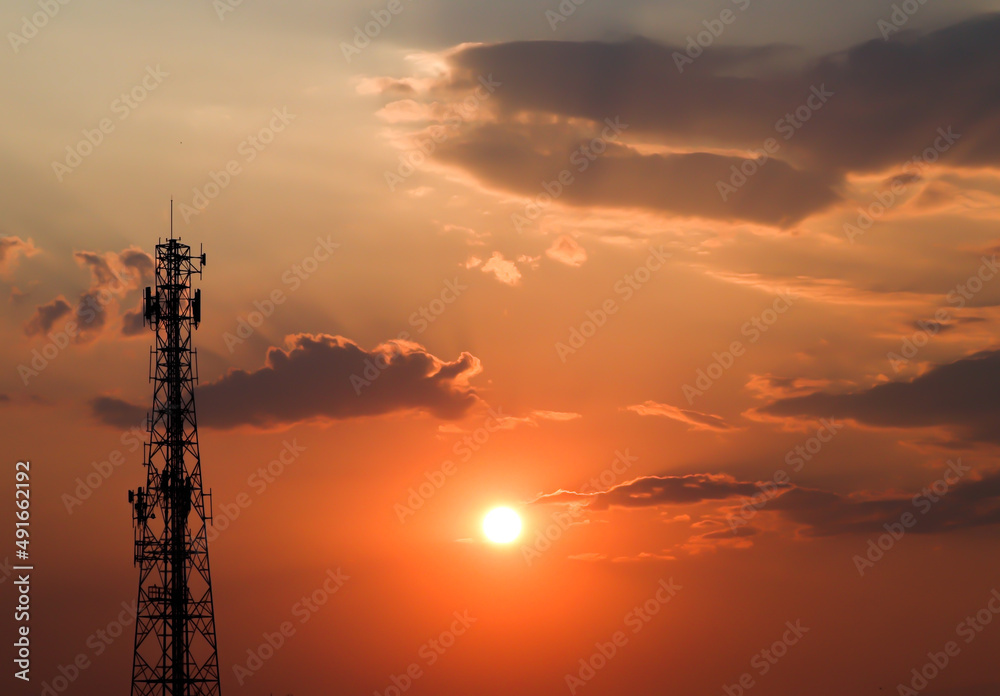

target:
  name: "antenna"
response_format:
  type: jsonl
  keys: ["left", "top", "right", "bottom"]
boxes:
{"left": 130, "top": 234, "right": 219, "bottom": 696}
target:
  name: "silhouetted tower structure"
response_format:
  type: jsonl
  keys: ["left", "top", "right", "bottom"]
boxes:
{"left": 130, "top": 207, "right": 220, "bottom": 696}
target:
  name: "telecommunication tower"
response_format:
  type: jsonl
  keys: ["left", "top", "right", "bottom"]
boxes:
{"left": 129, "top": 205, "right": 221, "bottom": 695}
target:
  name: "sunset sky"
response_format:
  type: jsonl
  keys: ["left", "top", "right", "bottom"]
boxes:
{"left": 3, "top": 1, "right": 1000, "bottom": 694}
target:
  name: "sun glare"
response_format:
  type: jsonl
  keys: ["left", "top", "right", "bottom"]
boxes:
{"left": 483, "top": 507, "right": 522, "bottom": 543}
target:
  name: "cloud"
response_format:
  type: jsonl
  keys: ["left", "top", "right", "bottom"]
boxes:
{"left": 74, "top": 251, "right": 117, "bottom": 286}
{"left": 534, "top": 465, "right": 1000, "bottom": 542}
{"left": 387, "top": 15, "right": 1000, "bottom": 227}
{"left": 433, "top": 122, "right": 839, "bottom": 227}
{"left": 73, "top": 247, "right": 153, "bottom": 291}
{"left": 90, "top": 334, "right": 483, "bottom": 430}
{"left": 701, "top": 526, "right": 758, "bottom": 540}
{"left": 768, "top": 469, "right": 1000, "bottom": 536}
{"left": 906, "top": 315, "right": 985, "bottom": 336}
{"left": 90, "top": 395, "right": 146, "bottom": 429}
{"left": 354, "top": 75, "right": 421, "bottom": 96}
{"left": 608, "top": 551, "right": 678, "bottom": 563}
{"left": 486, "top": 409, "right": 583, "bottom": 430}
{"left": 0, "top": 236, "right": 38, "bottom": 273}
{"left": 745, "top": 374, "right": 840, "bottom": 400}
{"left": 199, "top": 334, "right": 483, "bottom": 428}
{"left": 24, "top": 247, "right": 155, "bottom": 344}
{"left": 24, "top": 297, "right": 71, "bottom": 336}
{"left": 545, "top": 235, "right": 587, "bottom": 267}
{"left": 121, "top": 306, "right": 145, "bottom": 336}
{"left": 533, "top": 473, "right": 786, "bottom": 511}
{"left": 624, "top": 400, "right": 734, "bottom": 431}
{"left": 479, "top": 251, "right": 522, "bottom": 286}
{"left": 759, "top": 349, "right": 1000, "bottom": 444}
{"left": 568, "top": 552, "right": 608, "bottom": 563}
{"left": 119, "top": 248, "right": 154, "bottom": 282}
{"left": 679, "top": 524, "right": 759, "bottom": 554}
{"left": 530, "top": 410, "right": 582, "bottom": 422}
{"left": 446, "top": 17, "right": 1000, "bottom": 173}
{"left": 74, "top": 290, "right": 110, "bottom": 340}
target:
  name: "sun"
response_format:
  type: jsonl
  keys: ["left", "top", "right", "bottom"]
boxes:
{"left": 483, "top": 507, "right": 522, "bottom": 544}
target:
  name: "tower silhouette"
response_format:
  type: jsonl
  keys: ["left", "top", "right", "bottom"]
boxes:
{"left": 130, "top": 208, "right": 221, "bottom": 696}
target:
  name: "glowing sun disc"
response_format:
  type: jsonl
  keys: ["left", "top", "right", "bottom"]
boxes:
{"left": 483, "top": 507, "right": 522, "bottom": 543}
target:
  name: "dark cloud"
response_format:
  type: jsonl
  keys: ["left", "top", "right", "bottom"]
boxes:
{"left": 449, "top": 16, "right": 1000, "bottom": 172}
{"left": 121, "top": 306, "right": 145, "bottom": 337}
{"left": 911, "top": 320, "right": 955, "bottom": 334}
{"left": 891, "top": 172, "right": 922, "bottom": 187}
{"left": 26, "top": 247, "right": 155, "bottom": 344}
{"left": 74, "top": 251, "right": 116, "bottom": 286}
{"left": 434, "top": 124, "right": 839, "bottom": 227}
{"left": 769, "top": 470, "right": 1000, "bottom": 536}
{"left": 74, "top": 290, "right": 109, "bottom": 341}
{"left": 90, "top": 334, "right": 483, "bottom": 430}
{"left": 535, "top": 467, "right": 1000, "bottom": 538}
{"left": 24, "top": 297, "right": 71, "bottom": 336}
{"left": 119, "top": 248, "right": 154, "bottom": 285}
{"left": 760, "top": 349, "right": 1000, "bottom": 444}
{"left": 72, "top": 248, "right": 152, "bottom": 342}
{"left": 909, "top": 316, "right": 986, "bottom": 334}
{"left": 89, "top": 396, "right": 146, "bottom": 430}
{"left": 533, "top": 473, "right": 788, "bottom": 510}
{"left": 431, "top": 15, "right": 1000, "bottom": 225}
{"left": 74, "top": 247, "right": 152, "bottom": 289}
{"left": 701, "top": 526, "right": 758, "bottom": 540}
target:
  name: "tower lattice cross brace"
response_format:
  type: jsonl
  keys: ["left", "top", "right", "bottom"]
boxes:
{"left": 130, "top": 223, "right": 220, "bottom": 696}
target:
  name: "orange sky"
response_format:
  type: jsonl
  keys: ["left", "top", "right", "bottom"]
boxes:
{"left": 3, "top": 2, "right": 1000, "bottom": 695}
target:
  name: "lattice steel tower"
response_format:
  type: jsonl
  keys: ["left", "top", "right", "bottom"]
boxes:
{"left": 129, "top": 208, "right": 221, "bottom": 696}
